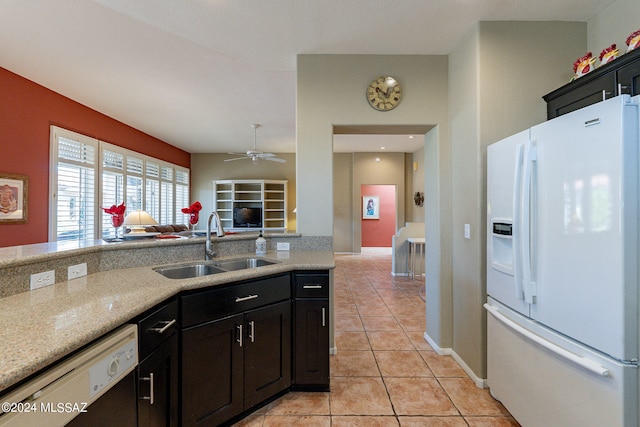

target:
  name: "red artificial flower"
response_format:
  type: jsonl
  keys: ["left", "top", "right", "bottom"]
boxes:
{"left": 101, "top": 202, "right": 126, "bottom": 215}
{"left": 181, "top": 201, "right": 203, "bottom": 214}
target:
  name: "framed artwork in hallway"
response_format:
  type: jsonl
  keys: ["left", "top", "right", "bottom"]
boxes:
{"left": 363, "top": 196, "right": 379, "bottom": 219}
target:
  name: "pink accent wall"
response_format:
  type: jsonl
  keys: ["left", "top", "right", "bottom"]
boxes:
{"left": 0, "top": 67, "right": 190, "bottom": 248}
{"left": 361, "top": 184, "right": 396, "bottom": 247}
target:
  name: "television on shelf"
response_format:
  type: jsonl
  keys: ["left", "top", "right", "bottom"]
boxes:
{"left": 233, "top": 207, "right": 262, "bottom": 228}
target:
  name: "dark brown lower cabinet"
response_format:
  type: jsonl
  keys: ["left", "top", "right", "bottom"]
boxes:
{"left": 180, "top": 276, "right": 292, "bottom": 427}
{"left": 294, "top": 299, "right": 329, "bottom": 389}
{"left": 138, "top": 334, "right": 179, "bottom": 427}
{"left": 244, "top": 301, "right": 292, "bottom": 408}
{"left": 137, "top": 299, "right": 180, "bottom": 427}
{"left": 293, "top": 271, "right": 330, "bottom": 390}
{"left": 181, "top": 313, "right": 244, "bottom": 426}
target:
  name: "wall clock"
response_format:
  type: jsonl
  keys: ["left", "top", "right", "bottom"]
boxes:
{"left": 367, "top": 76, "right": 402, "bottom": 111}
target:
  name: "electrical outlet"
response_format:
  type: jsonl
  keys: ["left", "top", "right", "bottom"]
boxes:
{"left": 68, "top": 263, "right": 88, "bottom": 280}
{"left": 276, "top": 242, "right": 290, "bottom": 251}
{"left": 30, "top": 270, "right": 55, "bottom": 290}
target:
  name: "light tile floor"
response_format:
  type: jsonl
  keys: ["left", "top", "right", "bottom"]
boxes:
{"left": 234, "top": 248, "right": 520, "bottom": 426}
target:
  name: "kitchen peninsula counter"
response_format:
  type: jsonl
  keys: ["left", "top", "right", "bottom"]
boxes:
{"left": 0, "top": 235, "right": 334, "bottom": 394}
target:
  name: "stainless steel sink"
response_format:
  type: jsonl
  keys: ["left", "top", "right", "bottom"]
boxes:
{"left": 154, "top": 263, "right": 227, "bottom": 279}
{"left": 214, "top": 257, "right": 279, "bottom": 271}
{"left": 155, "top": 257, "right": 279, "bottom": 279}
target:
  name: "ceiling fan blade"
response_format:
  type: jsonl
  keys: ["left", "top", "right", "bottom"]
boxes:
{"left": 255, "top": 152, "right": 275, "bottom": 158}
{"left": 224, "top": 156, "right": 251, "bottom": 162}
{"left": 264, "top": 156, "right": 286, "bottom": 163}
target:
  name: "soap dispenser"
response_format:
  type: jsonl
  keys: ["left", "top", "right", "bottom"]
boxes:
{"left": 255, "top": 230, "right": 266, "bottom": 255}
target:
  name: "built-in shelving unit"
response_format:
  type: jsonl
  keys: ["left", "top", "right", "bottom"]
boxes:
{"left": 213, "top": 179, "right": 288, "bottom": 232}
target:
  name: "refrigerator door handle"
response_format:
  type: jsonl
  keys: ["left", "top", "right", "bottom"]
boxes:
{"left": 512, "top": 143, "right": 525, "bottom": 300}
{"left": 484, "top": 303, "right": 611, "bottom": 377}
{"left": 521, "top": 142, "right": 537, "bottom": 304}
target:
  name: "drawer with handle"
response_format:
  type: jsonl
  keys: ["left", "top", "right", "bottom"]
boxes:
{"left": 138, "top": 299, "right": 178, "bottom": 360}
{"left": 294, "top": 272, "right": 329, "bottom": 298}
{"left": 181, "top": 274, "right": 291, "bottom": 327}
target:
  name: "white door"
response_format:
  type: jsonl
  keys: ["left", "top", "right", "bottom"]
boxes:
{"left": 487, "top": 130, "right": 530, "bottom": 316}
{"left": 529, "top": 96, "right": 639, "bottom": 361}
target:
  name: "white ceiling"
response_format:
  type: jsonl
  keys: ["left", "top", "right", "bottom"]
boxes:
{"left": 0, "top": 0, "right": 611, "bottom": 154}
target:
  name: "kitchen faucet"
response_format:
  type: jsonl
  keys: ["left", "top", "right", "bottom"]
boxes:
{"left": 205, "top": 211, "right": 225, "bottom": 260}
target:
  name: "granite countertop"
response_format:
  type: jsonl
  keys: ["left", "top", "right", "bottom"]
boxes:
{"left": 0, "top": 250, "right": 334, "bottom": 394}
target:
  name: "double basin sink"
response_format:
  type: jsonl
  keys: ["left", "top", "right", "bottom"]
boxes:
{"left": 154, "top": 257, "right": 279, "bottom": 279}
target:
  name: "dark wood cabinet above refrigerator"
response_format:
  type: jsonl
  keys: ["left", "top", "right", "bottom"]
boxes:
{"left": 543, "top": 48, "right": 640, "bottom": 119}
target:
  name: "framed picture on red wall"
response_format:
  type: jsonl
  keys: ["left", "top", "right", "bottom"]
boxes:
{"left": 0, "top": 173, "right": 28, "bottom": 224}
{"left": 362, "top": 195, "right": 379, "bottom": 219}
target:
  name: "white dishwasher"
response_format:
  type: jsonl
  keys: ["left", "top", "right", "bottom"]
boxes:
{"left": 0, "top": 324, "right": 138, "bottom": 427}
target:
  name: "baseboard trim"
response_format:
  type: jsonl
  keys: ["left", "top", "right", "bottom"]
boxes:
{"left": 423, "top": 332, "right": 487, "bottom": 389}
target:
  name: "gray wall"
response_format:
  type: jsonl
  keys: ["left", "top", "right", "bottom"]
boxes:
{"left": 190, "top": 153, "right": 297, "bottom": 231}
{"left": 333, "top": 153, "right": 354, "bottom": 252}
{"left": 296, "top": 55, "right": 450, "bottom": 237}
{"left": 588, "top": 0, "right": 639, "bottom": 55}
{"left": 447, "top": 21, "right": 586, "bottom": 378}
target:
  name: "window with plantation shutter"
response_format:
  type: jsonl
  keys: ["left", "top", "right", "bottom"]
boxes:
{"left": 50, "top": 130, "right": 98, "bottom": 241}
{"left": 126, "top": 155, "right": 144, "bottom": 212}
{"left": 160, "top": 182, "right": 173, "bottom": 224}
{"left": 175, "top": 169, "right": 190, "bottom": 225}
{"left": 159, "top": 166, "right": 172, "bottom": 224}
{"left": 49, "top": 126, "right": 190, "bottom": 242}
{"left": 145, "top": 162, "right": 160, "bottom": 221}
{"left": 101, "top": 149, "right": 124, "bottom": 239}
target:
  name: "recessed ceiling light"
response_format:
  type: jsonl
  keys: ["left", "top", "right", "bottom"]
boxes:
{"left": 408, "top": 135, "right": 414, "bottom": 139}
{"left": 380, "top": 146, "right": 386, "bottom": 150}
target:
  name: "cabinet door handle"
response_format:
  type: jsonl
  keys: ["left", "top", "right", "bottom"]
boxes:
{"left": 237, "top": 324, "right": 243, "bottom": 347}
{"left": 322, "top": 307, "right": 326, "bottom": 327}
{"left": 149, "top": 319, "right": 176, "bottom": 334}
{"left": 235, "top": 294, "right": 258, "bottom": 303}
{"left": 303, "top": 285, "right": 323, "bottom": 289}
{"left": 249, "top": 320, "right": 255, "bottom": 343}
{"left": 140, "top": 372, "right": 155, "bottom": 405}
{"left": 618, "top": 83, "right": 629, "bottom": 94}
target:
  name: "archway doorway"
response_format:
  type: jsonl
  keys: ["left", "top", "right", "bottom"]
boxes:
{"left": 332, "top": 124, "right": 432, "bottom": 254}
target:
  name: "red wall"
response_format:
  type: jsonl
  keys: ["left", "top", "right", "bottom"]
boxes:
{"left": 361, "top": 184, "right": 396, "bottom": 247}
{"left": 0, "top": 67, "right": 190, "bottom": 248}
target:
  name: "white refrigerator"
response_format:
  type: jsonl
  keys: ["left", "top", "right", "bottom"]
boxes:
{"left": 486, "top": 95, "right": 639, "bottom": 426}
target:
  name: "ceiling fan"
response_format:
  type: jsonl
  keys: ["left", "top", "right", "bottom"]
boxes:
{"left": 225, "top": 124, "right": 286, "bottom": 163}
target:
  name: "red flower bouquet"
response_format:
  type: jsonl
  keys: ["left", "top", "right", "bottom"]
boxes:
{"left": 101, "top": 202, "right": 126, "bottom": 239}
{"left": 182, "top": 201, "right": 203, "bottom": 234}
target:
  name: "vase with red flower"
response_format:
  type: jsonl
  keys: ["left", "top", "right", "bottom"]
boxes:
{"left": 182, "top": 201, "right": 203, "bottom": 237}
{"left": 102, "top": 202, "right": 126, "bottom": 241}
